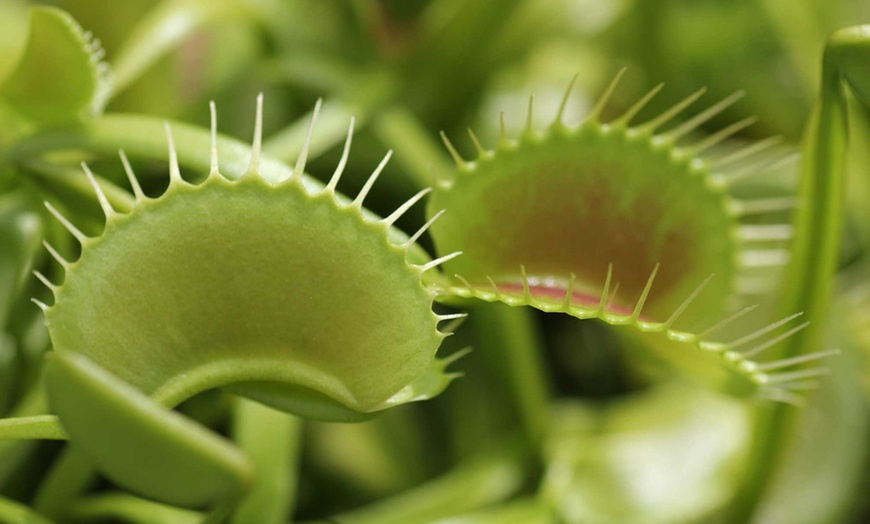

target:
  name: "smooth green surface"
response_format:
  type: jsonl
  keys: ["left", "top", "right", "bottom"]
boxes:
{"left": 0, "top": 7, "right": 107, "bottom": 123}
{"left": 320, "top": 451, "right": 527, "bottom": 524}
{"left": 69, "top": 493, "right": 201, "bottom": 524}
{"left": 46, "top": 173, "right": 443, "bottom": 418}
{"left": 0, "top": 495, "right": 52, "bottom": 524}
{"left": 542, "top": 383, "right": 750, "bottom": 523}
{"left": 428, "top": 103, "right": 737, "bottom": 325}
{"left": 231, "top": 398, "right": 300, "bottom": 524}
{"left": 45, "top": 350, "right": 253, "bottom": 508}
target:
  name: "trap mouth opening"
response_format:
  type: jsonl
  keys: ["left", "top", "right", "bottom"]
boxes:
{"left": 538, "top": 312, "right": 657, "bottom": 401}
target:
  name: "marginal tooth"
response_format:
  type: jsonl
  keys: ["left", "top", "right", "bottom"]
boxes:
{"left": 245, "top": 93, "right": 266, "bottom": 177}
{"left": 524, "top": 93, "right": 535, "bottom": 136}
{"left": 726, "top": 312, "right": 803, "bottom": 348}
{"left": 721, "top": 152, "right": 799, "bottom": 184}
{"left": 741, "top": 321, "right": 810, "bottom": 359}
{"left": 520, "top": 265, "right": 531, "bottom": 301}
{"left": 352, "top": 150, "right": 392, "bottom": 210}
{"left": 730, "top": 197, "right": 797, "bottom": 216}
{"left": 597, "top": 263, "right": 614, "bottom": 314}
{"left": 45, "top": 202, "right": 87, "bottom": 243}
{"left": 664, "top": 274, "right": 715, "bottom": 328}
{"left": 291, "top": 97, "right": 321, "bottom": 182}
{"left": 498, "top": 111, "right": 507, "bottom": 144}
{"left": 555, "top": 73, "right": 579, "bottom": 125}
{"left": 326, "top": 117, "right": 355, "bottom": 193}
{"left": 43, "top": 241, "right": 70, "bottom": 269}
{"left": 418, "top": 251, "right": 462, "bottom": 273}
{"left": 562, "top": 272, "right": 577, "bottom": 312}
{"left": 438, "top": 313, "right": 468, "bottom": 338}
{"left": 778, "top": 380, "right": 820, "bottom": 391}
{"left": 760, "top": 388, "right": 806, "bottom": 407}
{"left": 30, "top": 298, "right": 49, "bottom": 312}
{"left": 209, "top": 101, "right": 219, "bottom": 176}
{"left": 486, "top": 276, "right": 501, "bottom": 299}
{"left": 607, "top": 281, "right": 621, "bottom": 310}
{"left": 382, "top": 187, "right": 432, "bottom": 227}
{"left": 119, "top": 150, "right": 146, "bottom": 201}
{"left": 698, "top": 304, "right": 759, "bottom": 338}
{"left": 666, "top": 90, "right": 745, "bottom": 141}
{"left": 403, "top": 209, "right": 444, "bottom": 248}
{"left": 442, "top": 347, "right": 473, "bottom": 366}
{"left": 164, "top": 123, "right": 183, "bottom": 185}
{"left": 81, "top": 163, "right": 115, "bottom": 218}
{"left": 755, "top": 349, "right": 840, "bottom": 372}
{"left": 638, "top": 87, "right": 707, "bottom": 133}
{"left": 735, "top": 276, "right": 778, "bottom": 296}
{"left": 631, "top": 263, "right": 660, "bottom": 320}
{"left": 440, "top": 131, "right": 467, "bottom": 168}
{"left": 739, "top": 249, "right": 791, "bottom": 268}
{"left": 687, "top": 116, "right": 757, "bottom": 156}
{"left": 710, "top": 135, "right": 784, "bottom": 168}
{"left": 737, "top": 224, "right": 794, "bottom": 242}
{"left": 617, "top": 82, "right": 664, "bottom": 126}
{"left": 438, "top": 312, "right": 468, "bottom": 321}
{"left": 467, "top": 127, "right": 488, "bottom": 158}
{"left": 454, "top": 274, "right": 474, "bottom": 292}
{"left": 589, "top": 67, "right": 627, "bottom": 122}
{"left": 33, "top": 270, "right": 57, "bottom": 292}
{"left": 433, "top": 164, "right": 453, "bottom": 190}
{"left": 439, "top": 316, "right": 468, "bottom": 337}
{"left": 765, "top": 367, "right": 829, "bottom": 385}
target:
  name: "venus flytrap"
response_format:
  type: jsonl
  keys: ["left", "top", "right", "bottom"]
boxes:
{"left": 0, "top": 3, "right": 869, "bottom": 522}
{"left": 730, "top": 25, "right": 870, "bottom": 523}
{"left": 0, "top": 7, "right": 110, "bottom": 125}
{"left": 429, "top": 72, "right": 831, "bottom": 406}
{"left": 0, "top": 91, "right": 471, "bottom": 518}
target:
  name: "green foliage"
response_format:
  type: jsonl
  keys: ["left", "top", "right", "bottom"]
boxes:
{"left": 0, "top": 7, "right": 109, "bottom": 124}
{"left": 0, "top": 1, "right": 869, "bottom": 523}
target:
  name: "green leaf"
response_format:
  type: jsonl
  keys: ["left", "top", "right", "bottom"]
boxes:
{"left": 0, "top": 7, "right": 110, "bottom": 124}
{"left": 0, "top": 192, "right": 42, "bottom": 329}
{"left": 45, "top": 351, "right": 252, "bottom": 508}
{"left": 0, "top": 495, "right": 52, "bottom": 524}
{"left": 542, "top": 382, "right": 750, "bottom": 523}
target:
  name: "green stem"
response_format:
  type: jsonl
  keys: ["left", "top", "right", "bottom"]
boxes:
{"left": 109, "top": 0, "right": 253, "bottom": 97}
{"left": 0, "top": 496, "right": 52, "bottom": 524}
{"left": 33, "top": 446, "right": 97, "bottom": 518}
{"left": 429, "top": 498, "right": 553, "bottom": 524}
{"left": 0, "top": 382, "right": 50, "bottom": 487}
{"left": 0, "top": 415, "right": 66, "bottom": 440}
{"left": 730, "top": 26, "right": 867, "bottom": 522}
{"left": 231, "top": 398, "right": 301, "bottom": 524}
{"left": 314, "top": 450, "right": 527, "bottom": 524}
{"left": 68, "top": 493, "right": 201, "bottom": 524}
{"left": 468, "top": 303, "right": 551, "bottom": 449}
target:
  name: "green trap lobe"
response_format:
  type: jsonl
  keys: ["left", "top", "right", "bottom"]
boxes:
{"left": 47, "top": 176, "right": 441, "bottom": 418}
{"left": 430, "top": 126, "right": 735, "bottom": 322}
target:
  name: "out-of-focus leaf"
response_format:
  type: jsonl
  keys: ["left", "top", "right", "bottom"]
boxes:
{"left": 542, "top": 382, "right": 750, "bottom": 524}
{"left": 0, "top": 495, "right": 52, "bottom": 524}
{"left": 0, "top": 193, "right": 42, "bottom": 329}
{"left": 0, "top": 7, "right": 110, "bottom": 124}
{"left": 0, "top": 0, "right": 29, "bottom": 85}
{"left": 748, "top": 305, "right": 869, "bottom": 523}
